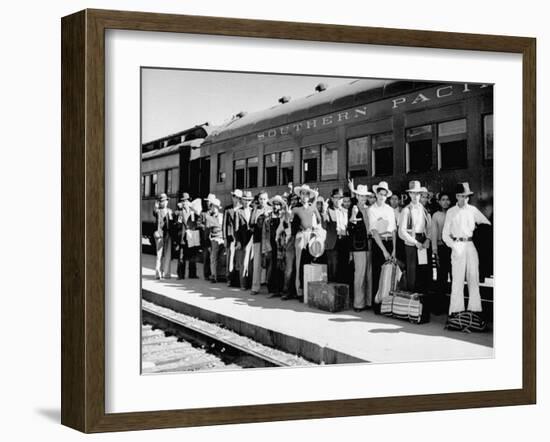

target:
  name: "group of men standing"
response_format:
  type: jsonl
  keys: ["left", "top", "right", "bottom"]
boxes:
{"left": 151, "top": 178, "right": 492, "bottom": 319}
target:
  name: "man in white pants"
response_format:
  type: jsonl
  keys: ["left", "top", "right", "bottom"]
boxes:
{"left": 442, "top": 183, "right": 491, "bottom": 315}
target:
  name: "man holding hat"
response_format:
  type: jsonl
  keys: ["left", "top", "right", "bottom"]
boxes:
{"left": 442, "top": 182, "right": 491, "bottom": 316}
{"left": 234, "top": 190, "right": 254, "bottom": 290}
{"left": 399, "top": 181, "right": 432, "bottom": 293}
{"left": 368, "top": 181, "right": 397, "bottom": 312}
{"left": 223, "top": 189, "right": 242, "bottom": 287}
{"left": 152, "top": 193, "right": 174, "bottom": 280}
{"left": 174, "top": 192, "right": 200, "bottom": 279}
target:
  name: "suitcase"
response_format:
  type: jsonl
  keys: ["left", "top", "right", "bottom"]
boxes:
{"left": 374, "top": 261, "right": 403, "bottom": 304}
{"left": 383, "top": 290, "right": 430, "bottom": 324}
{"left": 445, "top": 311, "right": 487, "bottom": 332}
{"left": 303, "top": 263, "right": 327, "bottom": 304}
{"left": 307, "top": 282, "right": 350, "bottom": 313}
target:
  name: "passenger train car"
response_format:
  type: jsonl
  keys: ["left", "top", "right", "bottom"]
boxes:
{"left": 142, "top": 79, "right": 493, "bottom": 260}
{"left": 202, "top": 79, "right": 493, "bottom": 217}
{"left": 141, "top": 124, "right": 212, "bottom": 245}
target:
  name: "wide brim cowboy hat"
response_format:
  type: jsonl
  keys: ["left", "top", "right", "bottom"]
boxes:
{"left": 240, "top": 191, "right": 254, "bottom": 201}
{"left": 372, "top": 181, "right": 393, "bottom": 197}
{"left": 203, "top": 193, "right": 216, "bottom": 202}
{"left": 269, "top": 195, "right": 285, "bottom": 205}
{"left": 210, "top": 197, "right": 222, "bottom": 209}
{"left": 406, "top": 180, "right": 428, "bottom": 194}
{"left": 354, "top": 184, "right": 373, "bottom": 196}
{"left": 294, "top": 184, "right": 318, "bottom": 199}
{"left": 455, "top": 182, "right": 474, "bottom": 196}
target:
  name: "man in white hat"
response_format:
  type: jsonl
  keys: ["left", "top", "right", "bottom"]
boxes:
{"left": 348, "top": 184, "right": 373, "bottom": 311}
{"left": 399, "top": 181, "right": 432, "bottom": 293}
{"left": 291, "top": 184, "right": 322, "bottom": 300}
{"left": 368, "top": 181, "right": 397, "bottom": 313}
{"left": 250, "top": 191, "right": 271, "bottom": 295}
{"left": 152, "top": 193, "right": 174, "bottom": 280}
{"left": 442, "top": 183, "right": 491, "bottom": 316}
{"left": 204, "top": 197, "right": 225, "bottom": 283}
{"left": 323, "top": 188, "right": 350, "bottom": 284}
{"left": 223, "top": 189, "right": 242, "bottom": 287}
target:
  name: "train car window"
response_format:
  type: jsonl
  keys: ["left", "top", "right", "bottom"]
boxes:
{"left": 217, "top": 153, "right": 225, "bottom": 183}
{"left": 144, "top": 175, "right": 151, "bottom": 197}
{"left": 321, "top": 143, "right": 338, "bottom": 181}
{"left": 280, "top": 151, "right": 294, "bottom": 185}
{"left": 151, "top": 173, "right": 158, "bottom": 196}
{"left": 438, "top": 119, "right": 467, "bottom": 170}
{"left": 347, "top": 136, "right": 369, "bottom": 178}
{"left": 171, "top": 168, "right": 179, "bottom": 194}
{"left": 302, "top": 146, "right": 320, "bottom": 183}
{"left": 483, "top": 114, "right": 494, "bottom": 161}
{"left": 372, "top": 132, "right": 393, "bottom": 176}
{"left": 247, "top": 157, "right": 258, "bottom": 188}
{"left": 165, "top": 169, "right": 172, "bottom": 194}
{"left": 406, "top": 125, "right": 433, "bottom": 173}
{"left": 264, "top": 153, "right": 278, "bottom": 187}
{"left": 234, "top": 159, "right": 246, "bottom": 189}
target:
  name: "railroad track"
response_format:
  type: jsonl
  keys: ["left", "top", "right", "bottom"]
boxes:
{"left": 142, "top": 302, "right": 312, "bottom": 373}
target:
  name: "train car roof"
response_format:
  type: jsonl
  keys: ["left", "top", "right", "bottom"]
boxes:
{"left": 205, "top": 79, "right": 438, "bottom": 143}
{"left": 142, "top": 138, "right": 205, "bottom": 160}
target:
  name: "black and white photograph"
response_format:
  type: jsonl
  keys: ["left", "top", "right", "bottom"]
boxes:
{"left": 140, "top": 69, "right": 494, "bottom": 374}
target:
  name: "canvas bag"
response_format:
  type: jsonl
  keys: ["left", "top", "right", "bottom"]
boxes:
{"left": 374, "top": 261, "right": 402, "bottom": 304}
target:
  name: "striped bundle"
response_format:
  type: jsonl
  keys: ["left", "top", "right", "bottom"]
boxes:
{"left": 381, "top": 290, "right": 429, "bottom": 324}
{"left": 445, "top": 311, "right": 487, "bottom": 333}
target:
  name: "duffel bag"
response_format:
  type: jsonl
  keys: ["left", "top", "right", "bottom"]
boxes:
{"left": 445, "top": 311, "right": 487, "bottom": 332}
{"left": 387, "top": 290, "right": 430, "bottom": 324}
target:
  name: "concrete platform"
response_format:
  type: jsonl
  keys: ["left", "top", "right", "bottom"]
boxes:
{"left": 142, "top": 254, "right": 493, "bottom": 365}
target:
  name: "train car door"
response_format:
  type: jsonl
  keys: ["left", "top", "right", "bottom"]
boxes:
{"left": 188, "top": 156, "right": 210, "bottom": 199}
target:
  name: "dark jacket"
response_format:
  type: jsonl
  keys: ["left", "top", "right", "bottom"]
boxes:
{"left": 234, "top": 208, "right": 253, "bottom": 247}
{"left": 348, "top": 205, "right": 369, "bottom": 252}
{"left": 174, "top": 208, "right": 199, "bottom": 246}
{"left": 223, "top": 204, "right": 238, "bottom": 243}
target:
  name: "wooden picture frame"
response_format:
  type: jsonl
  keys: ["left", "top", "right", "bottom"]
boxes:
{"left": 61, "top": 8, "right": 536, "bottom": 433}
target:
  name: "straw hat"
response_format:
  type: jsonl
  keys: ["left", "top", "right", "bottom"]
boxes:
{"left": 372, "top": 181, "right": 393, "bottom": 197}
{"left": 294, "top": 184, "right": 318, "bottom": 199}
{"left": 210, "top": 197, "right": 222, "bottom": 209}
{"left": 308, "top": 236, "right": 325, "bottom": 258}
{"left": 203, "top": 193, "right": 216, "bottom": 203}
{"left": 354, "top": 184, "right": 372, "bottom": 196}
{"left": 406, "top": 180, "right": 428, "bottom": 194}
{"left": 270, "top": 195, "right": 285, "bottom": 206}
{"left": 158, "top": 193, "right": 169, "bottom": 202}
{"left": 240, "top": 190, "right": 254, "bottom": 201}
{"left": 455, "top": 182, "right": 474, "bottom": 196}
{"left": 179, "top": 192, "right": 191, "bottom": 201}
{"left": 231, "top": 189, "right": 243, "bottom": 198}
